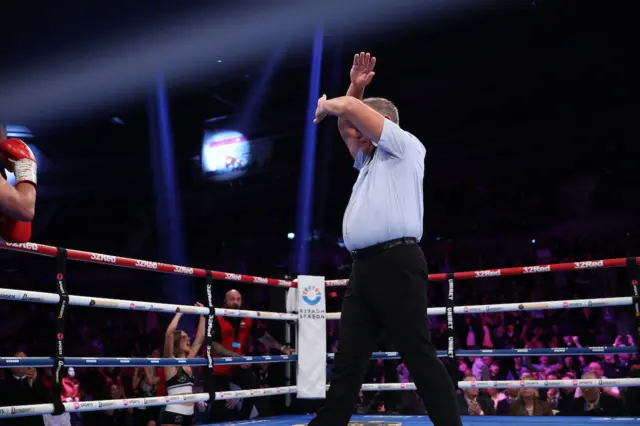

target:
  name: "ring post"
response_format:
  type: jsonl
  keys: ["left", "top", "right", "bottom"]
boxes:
{"left": 445, "top": 274, "right": 458, "bottom": 389}
{"left": 285, "top": 282, "right": 297, "bottom": 407}
{"left": 203, "top": 270, "right": 216, "bottom": 406}
{"left": 626, "top": 258, "right": 640, "bottom": 345}
{"left": 52, "top": 248, "right": 69, "bottom": 415}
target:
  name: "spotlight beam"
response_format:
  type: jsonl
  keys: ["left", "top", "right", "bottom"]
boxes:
{"left": 0, "top": 0, "right": 492, "bottom": 124}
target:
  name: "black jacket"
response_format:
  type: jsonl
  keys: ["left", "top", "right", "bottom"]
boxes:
{"left": 558, "top": 393, "right": 627, "bottom": 417}
{"left": 0, "top": 374, "right": 49, "bottom": 426}
{"left": 456, "top": 394, "right": 495, "bottom": 416}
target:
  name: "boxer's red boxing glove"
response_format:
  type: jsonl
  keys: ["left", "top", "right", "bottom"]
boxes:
{"left": 0, "top": 214, "right": 31, "bottom": 243}
{"left": 0, "top": 138, "right": 37, "bottom": 186}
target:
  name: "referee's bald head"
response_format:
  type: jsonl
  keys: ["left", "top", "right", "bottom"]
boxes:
{"left": 0, "top": 124, "right": 6, "bottom": 141}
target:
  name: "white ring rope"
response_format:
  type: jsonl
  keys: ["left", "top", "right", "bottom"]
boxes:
{"left": 457, "top": 378, "right": 640, "bottom": 390}
{"left": 2, "top": 288, "right": 629, "bottom": 322}
{"left": 3, "top": 379, "right": 640, "bottom": 419}
{"left": 326, "top": 296, "right": 633, "bottom": 319}
{"left": 0, "top": 287, "right": 296, "bottom": 320}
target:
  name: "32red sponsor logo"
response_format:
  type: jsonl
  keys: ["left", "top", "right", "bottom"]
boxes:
{"left": 475, "top": 269, "right": 501, "bottom": 278}
{"left": 225, "top": 273, "right": 242, "bottom": 281}
{"left": 5, "top": 242, "right": 39, "bottom": 251}
{"left": 523, "top": 265, "right": 551, "bottom": 273}
{"left": 174, "top": 266, "right": 193, "bottom": 275}
{"left": 90, "top": 253, "right": 117, "bottom": 263}
{"left": 575, "top": 260, "right": 604, "bottom": 269}
{"left": 135, "top": 260, "right": 158, "bottom": 269}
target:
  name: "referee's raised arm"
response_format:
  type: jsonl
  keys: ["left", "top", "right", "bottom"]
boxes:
{"left": 337, "top": 52, "right": 376, "bottom": 159}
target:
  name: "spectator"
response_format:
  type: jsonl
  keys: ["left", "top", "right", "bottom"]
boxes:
{"left": 0, "top": 352, "right": 49, "bottom": 426}
{"left": 559, "top": 372, "right": 627, "bottom": 417}
{"left": 456, "top": 375, "right": 495, "bottom": 416}
{"left": 396, "top": 363, "right": 425, "bottom": 415}
{"left": 471, "top": 357, "right": 492, "bottom": 381}
{"left": 98, "top": 367, "right": 124, "bottom": 399}
{"left": 602, "top": 354, "right": 625, "bottom": 379}
{"left": 624, "top": 360, "right": 640, "bottom": 416}
{"left": 485, "top": 387, "right": 506, "bottom": 411}
{"left": 59, "top": 368, "right": 81, "bottom": 426}
{"left": 560, "top": 355, "right": 583, "bottom": 378}
{"left": 524, "top": 355, "right": 561, "bottom": 377}
{"left": 488, "top": 362, "right": 502, "bottom": 381}
{"left": 539, "top": 373, "right": 571, "bottom": 413}
{"left": 100, "top": 384, "right": 134, "bottom": 426}
{"left": 61, "top": 368, "right": 81, "bottom": 403}
{"left": 397, "top": 363, "right": 411, "bottom": 383}
{"left": 131, "top": 362, "right": 160, "bottom": 426}
{"left": 506, "top": 357, "right": 525, "bottom": 380}
{"left": 575, "top": 362, "right": 620, "bottom": 399}
{"left": 496, "top": 388, "right": 519, "bottom": 415}
{"left": 358, "top": 335, "right": 400, "bottom": 415}
{"left": 508, "top": 376, "right": 553, "bottom": 416}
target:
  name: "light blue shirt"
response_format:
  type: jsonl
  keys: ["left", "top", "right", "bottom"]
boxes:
{"left": 342, "top": 119, "right": 426, "bottom": 251}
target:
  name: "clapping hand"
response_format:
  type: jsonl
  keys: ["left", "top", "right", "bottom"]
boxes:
{"left": 281, "top": 347, "right": 295, "bottom": 356}
{"left": 26, "top": 368, "right": 37, "bottom": 388}
{"left": 468, "top": 399, "right": 483, "bottom": 415}
{"left": 225, "top": 399, "right": 240, "bottom": 410}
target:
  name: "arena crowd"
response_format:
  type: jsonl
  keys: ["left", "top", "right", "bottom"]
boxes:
{"left": 1, "top": 235, "right": 639, "bottom": 424}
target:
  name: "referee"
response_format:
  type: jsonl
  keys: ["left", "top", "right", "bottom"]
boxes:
{"left": 310, "top": 52, "right": 462, "bottom": 426}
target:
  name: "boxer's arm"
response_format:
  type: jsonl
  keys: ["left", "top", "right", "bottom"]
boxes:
{"left": 0, "top": 179, "right": 36, "bottom": 221}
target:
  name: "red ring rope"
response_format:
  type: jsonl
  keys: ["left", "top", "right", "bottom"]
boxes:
{"left": 2, "top": 242, "right": 637, "bottom": 289}
{"left": 326, "top": 257, "right": 639, "bottom": 286}
{"left": 0, "top": 242, "right": 293, "bottom": 287}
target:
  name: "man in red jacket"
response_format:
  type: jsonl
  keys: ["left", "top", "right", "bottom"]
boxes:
{"left": 209, "top": 289, "right": 293, "bottom": 422}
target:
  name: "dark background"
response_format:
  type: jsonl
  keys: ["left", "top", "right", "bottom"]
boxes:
{"left": 0, "top": 0, "right": 637, "bottom": 301}
{"left": 1, "top": 1, "right": 640, "bottom": 421}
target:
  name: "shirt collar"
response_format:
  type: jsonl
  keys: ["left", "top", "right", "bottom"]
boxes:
{"left": 585, "top": 393, "right": 600, "bottom": 410}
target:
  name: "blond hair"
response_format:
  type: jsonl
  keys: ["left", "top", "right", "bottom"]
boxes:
{"left": 518, "top": 375, "right": 539, "bottom": 398}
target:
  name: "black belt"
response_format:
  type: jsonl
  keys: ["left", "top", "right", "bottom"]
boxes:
{"left": 350, "top": 237, "right": 417, "bottom": 262}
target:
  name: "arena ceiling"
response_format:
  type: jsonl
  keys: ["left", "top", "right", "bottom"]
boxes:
{"left": 1, "top": 0, "right": 635, "bottom": 255}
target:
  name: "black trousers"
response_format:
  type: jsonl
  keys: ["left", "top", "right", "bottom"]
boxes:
{"left": 361, "top": 335, "right": 400, "bottom": 411}
{"left": 309, "top": 242, "right": 462, "bottom": 426}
